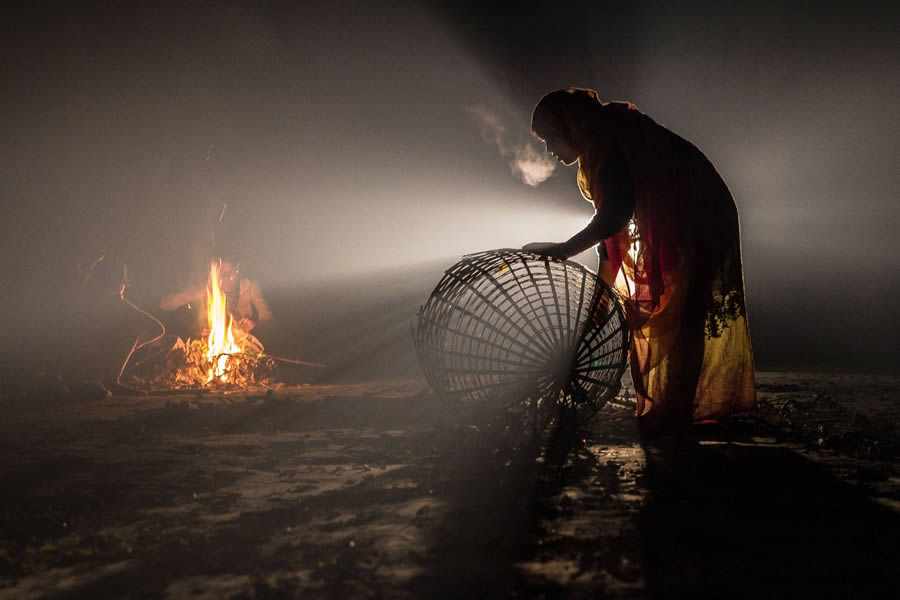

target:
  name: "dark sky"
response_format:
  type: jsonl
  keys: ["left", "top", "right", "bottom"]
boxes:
{"left": 2, "top": 1, "right": 898, "bottom": 377}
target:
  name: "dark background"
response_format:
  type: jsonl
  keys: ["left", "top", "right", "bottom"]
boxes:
{"left": 2, "top": 0, "right": 898, "bottom": 385}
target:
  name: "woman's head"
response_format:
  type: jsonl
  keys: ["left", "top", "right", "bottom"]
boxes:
{"left": 531, "top": 88, "right": 604, "bottom": 165}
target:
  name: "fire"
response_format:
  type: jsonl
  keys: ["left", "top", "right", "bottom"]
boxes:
{"left": 614, "top": 219, "right": 640, "bottom": 297}
{"left": 133, "top": 258, "right": 275, "bottom": 390}
{"left": 205, "top": 260, "right": 242, "bottom": 383}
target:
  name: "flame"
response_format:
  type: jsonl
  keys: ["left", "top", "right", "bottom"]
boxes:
{"left": 614, "top": 218, "right": 640, "bottom": 297}
{"left": 205, "top": 260, "right": 241, "bottom": 383}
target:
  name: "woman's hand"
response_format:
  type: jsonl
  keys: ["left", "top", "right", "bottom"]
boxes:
{"left": 523, "top": 242, "right": 569, "bottom": 260}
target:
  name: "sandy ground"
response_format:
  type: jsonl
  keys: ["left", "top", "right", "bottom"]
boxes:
{"left": 1, "top": 370, "right": 898, "bottom": 599}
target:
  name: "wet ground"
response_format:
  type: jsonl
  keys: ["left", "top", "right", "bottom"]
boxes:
{"left": 1, "top": 370, "right": 898, "bottom": 599}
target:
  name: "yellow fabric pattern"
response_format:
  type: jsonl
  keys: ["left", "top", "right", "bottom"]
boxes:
{"left": 577, "top": 119, "right": 756, "bottom": 423}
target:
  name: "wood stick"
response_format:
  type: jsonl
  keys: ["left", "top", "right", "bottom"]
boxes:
{"left": 117, "top": 264, "right": 167, "bottom": 386}
{"left": 261, "top": 354, "right": 326, "bottom": 368}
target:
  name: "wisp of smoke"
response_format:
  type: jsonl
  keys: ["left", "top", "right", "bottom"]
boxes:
{"left": 464, "top": 104, "right": 556, "bottom": 187}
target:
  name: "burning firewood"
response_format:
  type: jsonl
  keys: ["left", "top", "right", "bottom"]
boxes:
{"left": 118, "top": 260, "right": 322, "bottom": 392}
{"left": 161, "top": 336, "right": 277, "bottom": 389}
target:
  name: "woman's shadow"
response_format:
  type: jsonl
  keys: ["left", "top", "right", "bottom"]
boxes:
{"left": 637, "top": 424, "right": 900, "bottom": 598}
{"left": 408, "top": 401, "right": 899, "bottom": 598}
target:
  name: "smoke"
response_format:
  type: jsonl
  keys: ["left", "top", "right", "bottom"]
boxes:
{"left": 464, "top": 104, "right": 556, "bottom": 187}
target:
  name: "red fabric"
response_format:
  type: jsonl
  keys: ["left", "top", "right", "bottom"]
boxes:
{"left": 582, "top": 103, "right": 756, "bottom": 423}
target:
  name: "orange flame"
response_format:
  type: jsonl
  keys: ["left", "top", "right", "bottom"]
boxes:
{"left": 206, "top": 260, "right": 241, "bottom": 383}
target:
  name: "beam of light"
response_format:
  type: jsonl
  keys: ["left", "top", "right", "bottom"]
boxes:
{"left": 252, "top": 170, "right": 599, "bottom": 290}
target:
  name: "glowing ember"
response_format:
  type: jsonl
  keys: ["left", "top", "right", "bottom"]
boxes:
{"left": 205, "top": 260, "right": 242, "bottom": 383}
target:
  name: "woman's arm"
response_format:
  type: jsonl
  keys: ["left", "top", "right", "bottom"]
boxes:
{"left": 526, "top": 150, "right": 634, "bottom": 259}
{"left": 557, "top": 206, "right": 632, "bottom": 258}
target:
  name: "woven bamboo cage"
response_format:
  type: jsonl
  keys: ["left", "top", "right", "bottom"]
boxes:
{"left": 414, "top": 249, "right": 629, "bottom": 418}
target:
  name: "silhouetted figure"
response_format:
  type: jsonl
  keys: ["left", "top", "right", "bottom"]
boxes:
{"left": 525, "top": 88, "right": 756, "bottom": 427}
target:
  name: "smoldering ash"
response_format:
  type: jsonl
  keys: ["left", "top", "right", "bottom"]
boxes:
{"left": 464, "top": 104, "right": 556, "bottom": 187}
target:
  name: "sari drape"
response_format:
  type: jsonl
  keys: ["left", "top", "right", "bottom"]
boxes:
{"left": 578, "top": 103, "right": 756, "bottom": 422}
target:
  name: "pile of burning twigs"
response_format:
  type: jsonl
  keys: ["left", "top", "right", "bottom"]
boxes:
{"left": 117, "top": 262, "right": 322, "bottom": 393}
{"left": 117, "top": 333, "right": 280, "bottom": 392}
{"left": 161, "top": 336, "right": 277, "bottom": 390}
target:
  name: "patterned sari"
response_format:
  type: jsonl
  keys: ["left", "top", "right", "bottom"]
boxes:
{"left": 578, "top": 103, "right": 756, "bottom": 423}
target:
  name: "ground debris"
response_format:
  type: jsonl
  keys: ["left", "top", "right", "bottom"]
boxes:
{"left": 1, "top": 370, "right": 898, "bottom": 598}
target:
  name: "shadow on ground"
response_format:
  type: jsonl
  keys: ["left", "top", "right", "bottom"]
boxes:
{"left": 637, "top": 429, "right": 900, "bottom": 599}
{"left": 1, "top": 371, "right": 899, "bottom": 598}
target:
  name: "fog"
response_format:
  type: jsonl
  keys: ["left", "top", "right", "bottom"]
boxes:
{"left": 2, "top": 1, "right": 898, "bottom": 385}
